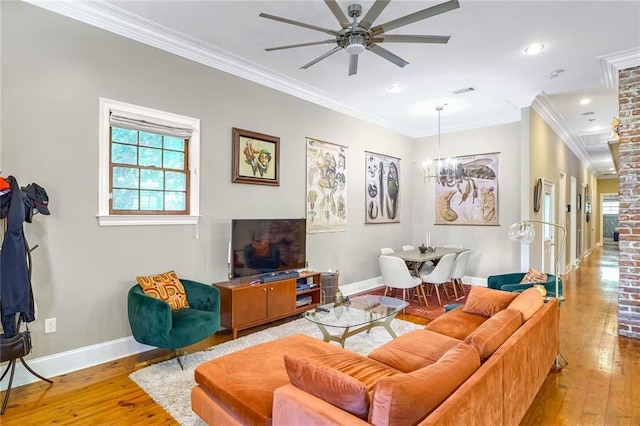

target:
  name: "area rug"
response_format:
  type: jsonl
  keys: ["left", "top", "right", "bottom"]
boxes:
{"left": 129, "top": 317, "right": 422, "bottom": 425}
{"left": 362, "top": 284, "right": 472, "bottom": 321}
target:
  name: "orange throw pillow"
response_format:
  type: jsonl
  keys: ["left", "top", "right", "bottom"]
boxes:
{"left": 283, "top": 355, "right": 370, "bottom": 420}
{"left": 136, "top": 270, "right": 189, "bottom": 310}
{"left": 520, "top": 268, "right": 548, "bottom": 283}
{"left": 462, "top": 286, "right": 518, "bottom": 318}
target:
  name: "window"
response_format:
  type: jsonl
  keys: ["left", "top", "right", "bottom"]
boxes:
{"left": 602, "top": 200, "right": 619, "bottom": 215}
{"left": 98, "top": 98, "right": 200, "bottom": 226}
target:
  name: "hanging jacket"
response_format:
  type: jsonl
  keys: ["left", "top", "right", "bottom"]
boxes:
{"left": 0, "top": 176, "right": 35, "bottom": 336}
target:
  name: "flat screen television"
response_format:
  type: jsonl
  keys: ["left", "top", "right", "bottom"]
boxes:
{"left": 231, "top": 218, "right": 307, "bottom": 278}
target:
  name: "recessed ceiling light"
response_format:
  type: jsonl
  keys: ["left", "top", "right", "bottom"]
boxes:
{"left": 387, "top": 84, "right": 405, "bottom": 94}
{"left": 524, "top": 43, "right": 545, "bottom": 55}
{"left": 580, "top": 98, "right": 591, "bottom": 105}
{"left": 589, "top": 125, "right": 603, "bottom": 132}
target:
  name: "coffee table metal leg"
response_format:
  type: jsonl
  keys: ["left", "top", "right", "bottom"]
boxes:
{"left": 313, "top": 313, "right": 401, "bottom": 347}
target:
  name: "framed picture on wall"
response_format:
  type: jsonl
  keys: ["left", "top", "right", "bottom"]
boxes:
{"left": 434, "top": 152, "right": 499, "bottom": 226}
{"left": 232, "top": 127, "right": 279, "bottom": 186}
{"left": 365, "top": 151, "right": 400, "bottom": 224}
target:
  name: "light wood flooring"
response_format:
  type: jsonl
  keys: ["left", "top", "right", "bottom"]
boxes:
{"left": 2, "top": 243, "right": 639, "bottom": 425}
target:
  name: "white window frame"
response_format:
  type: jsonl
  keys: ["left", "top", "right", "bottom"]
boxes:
{"left": 98, "top": 98, "right": 200, "bottom": 226}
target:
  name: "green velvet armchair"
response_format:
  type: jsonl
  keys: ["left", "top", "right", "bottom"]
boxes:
{"left": 487, "top": 272, "right": 563, "bottom": 297}
{"left": 127, "top": 279, "right": 220, "bottom": 368}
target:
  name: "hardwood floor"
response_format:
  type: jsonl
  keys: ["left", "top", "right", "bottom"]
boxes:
{"left": 521, "top": 243, "right": 640, "bottom": 425}
{"left": 2, "top": 244, "right": 638, "bottom": 425}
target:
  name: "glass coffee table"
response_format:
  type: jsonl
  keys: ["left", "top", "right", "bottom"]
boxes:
{"left": 303, "top": 295, "right": 409, "bottom": 347}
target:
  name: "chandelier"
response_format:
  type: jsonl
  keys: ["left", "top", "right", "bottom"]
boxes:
{"left": 422, "top": 105, "right": 455, "bottom": 182}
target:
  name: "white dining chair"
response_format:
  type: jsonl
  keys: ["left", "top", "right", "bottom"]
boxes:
{"left": 380, "top": 247, "right": 394, "bottom": 255}
{"left": 420, "top": 253, "right": 456, "bottom": 306}
{"left": 402, "top": 245, "right": 415, "bottom": 251}
{"left": 449, "top": 250, "right": 471, "bottom": 298}
{"left": 379, "top": 255, "right": 428, "bottom": 307}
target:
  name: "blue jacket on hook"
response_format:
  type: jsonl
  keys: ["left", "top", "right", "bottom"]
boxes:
{"left": 0, "top": 176, "right": 35, "bottom": 336}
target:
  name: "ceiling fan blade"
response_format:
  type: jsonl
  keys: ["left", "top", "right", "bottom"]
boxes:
{"left": 265, "top": 40, "right": 336, "bottom": 52}
{"left": 324, "top": 0, "right": 350, "bottom": 29}
{"left": 366, "top": 44, "right": 409, "bottom": 68}
{"left": 259, "top": 13, "right": 339, "bottom": 36}
{"left": 371, "top": 0, "right": 460, "bottom": 35}
{"left": 348, "top": 54, "right": 359, "bottom": 76}
{"left": 373, "top": 34, "right": 451, "bottom": 44}
{"left": 359, "top": 0, "right": 390, "bottom": 30}
{"left": 301, "top": 46, "right": 343, "bottom": 69}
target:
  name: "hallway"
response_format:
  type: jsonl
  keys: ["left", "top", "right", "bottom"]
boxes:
{"left": 522, "top": 243, "right": 640, "bottom": 425}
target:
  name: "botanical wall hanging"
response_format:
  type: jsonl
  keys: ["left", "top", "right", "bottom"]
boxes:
{"left": 435, "top": 152, "right": 499, "bottom": 226}
{"left": 306, "top": 138, "right": 347, "bottom": 233}
{"left": 365, "top": 151, "right": 400, "bottom": 224}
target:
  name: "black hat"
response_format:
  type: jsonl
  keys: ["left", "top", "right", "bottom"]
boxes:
{"left": 22, "top": 183, "right": 50, "bottom": 215}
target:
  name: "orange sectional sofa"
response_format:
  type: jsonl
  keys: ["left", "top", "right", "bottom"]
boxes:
{"left": 191, "top": 287, "right": 559, "bottom": 425}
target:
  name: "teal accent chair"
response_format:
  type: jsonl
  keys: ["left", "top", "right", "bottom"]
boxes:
{"left": 487, "top": 273, "right": 563, "bottom": 297}
{"left": 127, "top": 279, "right": 220, "bottom": 369}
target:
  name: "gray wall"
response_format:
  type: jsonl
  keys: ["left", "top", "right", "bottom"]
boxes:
{"left": 2, "top": 2, "right": 553, "bottom": 361}
{"left": 411, "top": 122, "right": 523, "bottom": 279}
{"left": 1, "top": 2, "right": 416, "bottom": 358}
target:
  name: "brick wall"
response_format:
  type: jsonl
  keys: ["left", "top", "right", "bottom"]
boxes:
{"left": 618, "top": 65, "right": 640, "bottom": 339}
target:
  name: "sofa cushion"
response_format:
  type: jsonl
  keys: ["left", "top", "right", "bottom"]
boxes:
{"left": 135, "top": 270, "right": 189, "bottom": 310}
{"left": 520, "top": 267, "right": 548, "bottom": 283}
{"left": 368, "top": 329, "right": 461, "bottom": 372}
{"left": 369, "top": 342, "right": 481, "bottom": 426}
{"left": 284, "top": 355, "right": 370, "bottom": 419}
{"left": 426, "top": 306, "right": 489, "bottom": 340}
{"left": 464, "top": 309, "right": 523, "bottom": 361}
{"left": 462, "top": 286, "right": 518, "bottom": 317}
{"left": 507, "top": 287, "right": 544, "bottom": 321}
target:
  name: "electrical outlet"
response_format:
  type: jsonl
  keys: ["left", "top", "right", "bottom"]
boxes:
{"left": 45, "top": 318, "right": 56, "bottom": 334}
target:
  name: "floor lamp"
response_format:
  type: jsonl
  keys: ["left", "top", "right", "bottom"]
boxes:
{"left": 508, "top": 219, "right": 568, "bottom": 370}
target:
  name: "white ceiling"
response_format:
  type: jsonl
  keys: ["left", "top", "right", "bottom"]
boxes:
{"left": 33, "top": 0, "right": 640, "bottom": 178}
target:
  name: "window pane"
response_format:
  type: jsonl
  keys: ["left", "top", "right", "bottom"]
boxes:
{"left": 164, "top": 136, "right": 184, "bottom": 151}
{"left": 139, "top": 131, "right": 162, "bottom": 148}
{"left": 113, "top": 189, "right": 138, "bottom": 210}
{"left": 140, "top": 169, "right": 164, "bottom": 190}
{"left": 112, "top": 143, "right": 138, "bottom": 165}
{"left": 140, "top": 190, "right": 163, "bottom": 210}
{"left": 139, "top": 147, "right": 162, "bottom": 167}
{"left": 111, "top": 127, "right": 138, "bottom": 145}
{"left": 165, "top": 192, "right": 186, "bottom": 211}
{"left": 113, "top": 167, "right": 139, "bottom": 189}
{"left": 166, "top": 171, "right": 186, "bottom": 191}
{"left": 164, "top": 151, "right": 184, "bottom": 170}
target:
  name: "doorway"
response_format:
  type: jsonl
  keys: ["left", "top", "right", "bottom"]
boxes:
{"left": 542, "top": 179, "right": 555, "bottom": 275}
{"left": 601, "top": 193, "right": 619, "bottom": 245}
{"left": 558, "top": 170, "right": 567, "bottom": 274}
{"left": 570, "top": 176, "right": 577, "bottom": 267}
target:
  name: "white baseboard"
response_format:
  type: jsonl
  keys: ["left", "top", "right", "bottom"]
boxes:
{"left": 1, "top": 336, "right": 153, "bottom": 391}
{"left": 4, "top": 274, "right": 488, "bottom": 392}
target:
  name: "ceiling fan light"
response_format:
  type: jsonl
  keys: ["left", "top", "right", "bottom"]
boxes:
{"left": 346, "top": 43, "right": 366, "bottom": 55}
{"left": 345, "top": 34, "right": 366, "bottom": 55}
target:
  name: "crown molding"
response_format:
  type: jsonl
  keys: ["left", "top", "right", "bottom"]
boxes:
{"left": 25, "top": 0, "right": 413, "bottom": 137}
{"left": 596, "top": 47, "right": 640, "bottom": 89}
{"left": 531, "top": 93, "right": 593, "bottom": 172}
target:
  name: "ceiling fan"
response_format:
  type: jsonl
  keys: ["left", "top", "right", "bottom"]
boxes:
{"left": 260, "top": 0, "right": 459, "bottom": 76}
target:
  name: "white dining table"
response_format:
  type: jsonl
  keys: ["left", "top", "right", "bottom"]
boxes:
{"left": 385, "top": 247, "right": 466, "bottom": 276}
